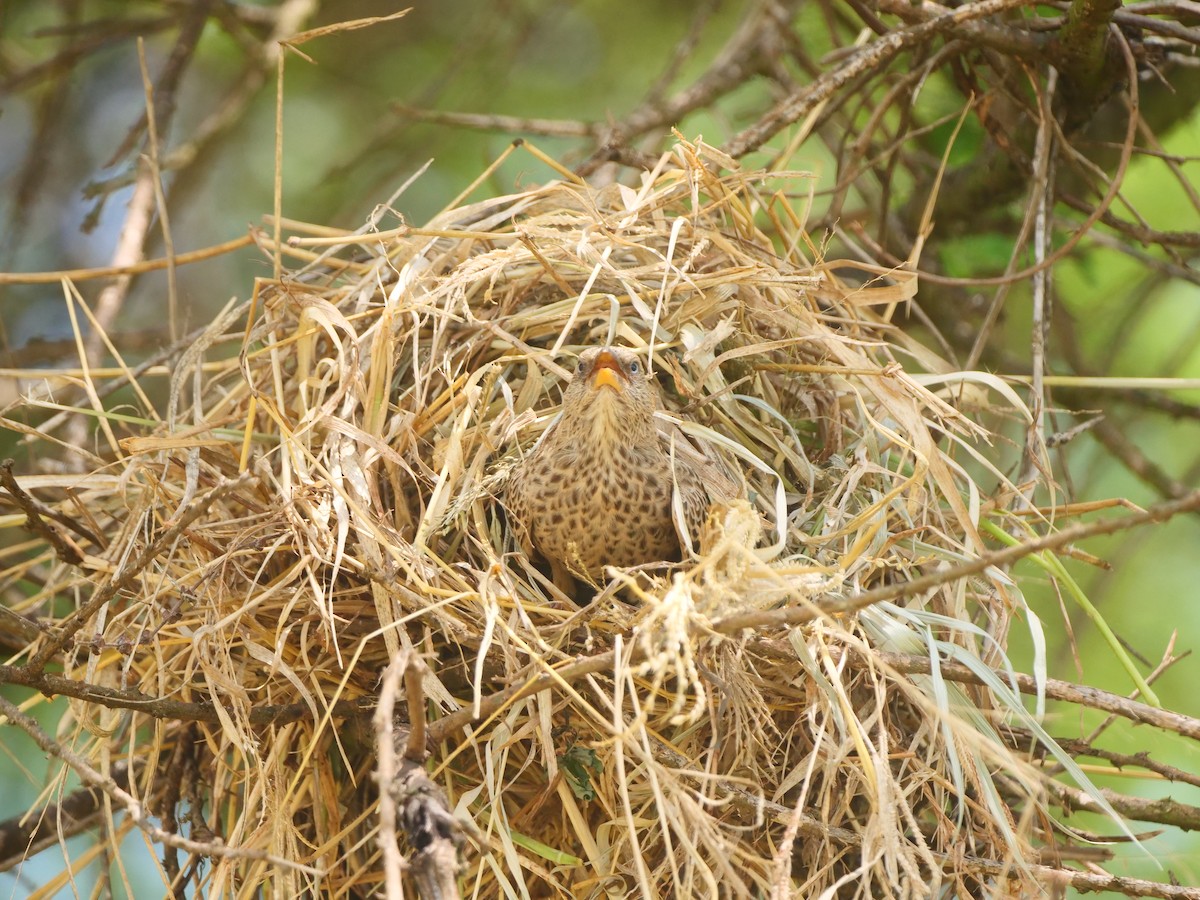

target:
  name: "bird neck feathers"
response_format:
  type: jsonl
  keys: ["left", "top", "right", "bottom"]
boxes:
{"left": 561, "top": 390, "right": 653, "bottom": 449}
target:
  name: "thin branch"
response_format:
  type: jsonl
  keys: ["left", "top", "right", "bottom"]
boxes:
{"left": 0, "top": 663, "right": 373, "bottom": 726}
{"left": 1087, "top": 417, "right": 1194, "bottom": 501}
{"left": 0, "top": 762, "right": 136, "bottom": 872}
{"left": 578, "top": 1, "right": 799, "bottom": 174}
{"left": 0, "top": 459, "right": 97, "bottom": 563}
{"left": 1045, "top": 777, "right": 1200, "bottom": 831}
{"left": 725, "top": 0, "right": 1037, "bottom": 158}
{"left": 375, "top": 652, "right": 464, "bottom": 900}
{"left": 1018, "top": 67, "right": 1058, "bottom": 504}
{"left": 0, "top": 694, "right": 318, "bottom": 874}
{"left": 877, "top": 0, "right": 1048, "bottom": 57}
{"left": 849, "top": 651, "right": 1200, "bottom": 741}
{"left": 0, "top": 233, "right": 258, "bottom": 285}
{"left": 1052, "top": 738, "right": 1200, "bottom": 790}
{"left": 391, "top": 105, "right": 597, "bottom": 138}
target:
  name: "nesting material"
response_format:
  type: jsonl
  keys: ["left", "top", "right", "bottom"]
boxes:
{"left": 7, "top": 139, "right": 1128, "bottom": 898}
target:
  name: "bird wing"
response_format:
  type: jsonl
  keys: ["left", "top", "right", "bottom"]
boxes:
{"left": 502, "top": 457, "right": 535, "bottom": 556}
{"left": 658, "top": 423, "right": 742, "bottom": 553}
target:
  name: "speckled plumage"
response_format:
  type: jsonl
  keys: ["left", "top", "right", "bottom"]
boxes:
{"left": 505, "top": 346, "right": 738, "bottom": 590}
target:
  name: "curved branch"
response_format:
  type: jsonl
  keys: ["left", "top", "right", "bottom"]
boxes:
{"left": 0, "top": 664, "right": 372, "bottom": 727}
{"left": 725, "top": 0, "right": 1037, "bottom": 159}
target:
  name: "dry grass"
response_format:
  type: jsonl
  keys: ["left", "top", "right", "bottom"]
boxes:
{"left": 0, "top": 138, "right": 1160, "bottom": 898}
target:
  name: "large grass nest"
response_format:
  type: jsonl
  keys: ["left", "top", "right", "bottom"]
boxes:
{"left": 4, "top": 139, "right": 1139, "bottom": 898}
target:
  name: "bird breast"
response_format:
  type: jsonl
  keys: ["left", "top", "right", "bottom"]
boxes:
{"left": 522, "top": 437, "right": 680, "bottom": 578}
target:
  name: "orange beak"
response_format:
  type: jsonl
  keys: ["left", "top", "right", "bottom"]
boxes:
{"left": 590, "top": 350, "right": 624, "bottom": 392}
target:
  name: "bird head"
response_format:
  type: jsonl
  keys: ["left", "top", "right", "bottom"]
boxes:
{"left": 560, "top": 346, "right": 657, "bottom": 439}
{"left": 580, "top": 347, "right": 639, "bottom": 392}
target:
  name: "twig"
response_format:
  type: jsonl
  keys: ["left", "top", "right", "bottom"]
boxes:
{"left": 1088, "top": 417, "right": 1194, "bottom": 501}
{"left": 0, "top": 233, "right": 257, "bottom": 285}
{"left": 375, "top": 653, "right": 410, "bottom": 900}
{"left": 391, "top": 105, "right": 597, "bottom": 138}
{"left": 0, "top": 608, "right": 42, "bottom": 652}
{"left": 0, "top": 458, "right": 97, "bottom": 563}
{"left": 81, "top": 6, "right": 208, "bottom": 365}
{"left": 725, "top": 0, "right": 1036, "bottom": 158}
{"left": 1009, "top": 863, "right": 1200, "bottom": 899}
{"left": 1058, "top": 192, "right": 1200, "bottom": 251}
{"left": 578, "top": 1, "right": 797, "bottom": 175}
{"left": 1051, "top": 738, "right": 1200, "bottom": 790}
{"left": 0, "top": 761, "right": 137, "bottom": 871}
{"left": 877, "top": 0, "right": 1048, "bottom": 57}
{"left": 1044, "top": 777, "right": 1200, "bottom": 831}
{"left": 0, "top": 663, "right": 372, "bottom": 726}
{"left": 849, "top": 650, "right": 1200, "bottom": 741}
{"left": 376, "top": 652, "right": 464, "bottom": 900}
{"left": 1018, "top": 67, "right": 1057, "bottom": 504}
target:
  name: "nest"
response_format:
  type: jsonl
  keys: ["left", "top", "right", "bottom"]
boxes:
{"left": 3, "top": 139, "right": 1137, "bottom": 898}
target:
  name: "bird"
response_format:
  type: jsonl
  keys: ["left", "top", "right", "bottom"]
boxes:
{"left": 504, "top": 346, "right": 740, "bottom": 594}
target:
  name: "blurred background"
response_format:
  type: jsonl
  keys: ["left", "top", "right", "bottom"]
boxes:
{"left": 1, "top": 0, "right": 1198, "bottom": 895}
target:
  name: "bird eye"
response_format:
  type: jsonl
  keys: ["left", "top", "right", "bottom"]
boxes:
{"left": 628, "top": 361, "right": 640, "bottom": 375}
{"left": 575, "top": 360, "right": 585, "bottom": 374}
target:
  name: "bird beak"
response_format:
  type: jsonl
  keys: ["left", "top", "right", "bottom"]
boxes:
{"left": 590, "top": 350, "right": 624, "bottom": 392}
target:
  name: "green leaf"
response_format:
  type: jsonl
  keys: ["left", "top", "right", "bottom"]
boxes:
{"left": 559, "top": 744, "right": 603, "bottom": 801}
